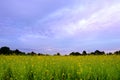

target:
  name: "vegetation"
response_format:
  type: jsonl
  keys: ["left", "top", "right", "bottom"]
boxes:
{"left": 0, "top": 46, "right": 120, "bottom": 79}
{"left": 0, "top": 55, "right": 120, "bottom": 80}
{"left": 0, "top": 46, "right": 120, "bottom": 55}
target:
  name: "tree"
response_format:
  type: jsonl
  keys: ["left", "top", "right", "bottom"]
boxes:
{"left": 107, "top": 52, "right": 112, "bottom": 55}
{"left": 94, "top": 50, "right": 105, "bottom": 55}
{"left": 12, "top": 49, "right": 25, "bottom": 55}
{"left": 95, "top": 50, "right": 101, "bottom": 55}
{"left": 69, "top": 52, "right": 81, "bottom": 56}
{"left": 76, "top": 52, "right": 81, "bottom": 55}
{"left": 27, "top": 51, "right": 36, "bottom": 56}
{"left": 57, "top": 53, "right": 60, "bottom": 56}
{"left": 14, "top": 49, "right": 21, "bottom": 55}
{"left": 0, "top": 46, "right": 11, "bottom": 55}
{"left": 101, "top": 51, "right": 105, "bottom": 55}
{"left": 82, "top": 50, "right": 87, "bottom": 55}
{"left": 114, "top": 50, "right": 120, "bottom": 55}
{"left": 69, "top": 52, "right": 75, "bottom": 55}
{"left": 38, "top": 53, "right": 44, "bottom": 56}
{"left": 31, "top": 51, "right": 36, "bottom": 56}
{"left": 90, "top": 52, "right": 95, "bottom": 55}
{"left": 54, "top": 52, "right": 61, "bottom": 56}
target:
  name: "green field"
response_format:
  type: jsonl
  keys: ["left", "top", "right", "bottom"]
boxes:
{"left": 0, "top": 55, "right": 120, "bottom": 80}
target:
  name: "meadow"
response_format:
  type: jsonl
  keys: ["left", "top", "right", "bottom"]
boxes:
{"left": 0, "top": 55, "right": 120, "bottom": 80}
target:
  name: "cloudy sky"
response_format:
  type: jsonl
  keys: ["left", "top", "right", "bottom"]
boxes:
{"left": 0, "top": 0, "right": 120, "bottom": 54}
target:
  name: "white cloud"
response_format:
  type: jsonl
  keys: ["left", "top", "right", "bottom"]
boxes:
{"left": 3, "top": 0, "right": 120, "bottom": 53}
{"left": 19, "top": 1, "right": 120, "bottom": 47}
{"left": 37, "top": 2, "right": 120, "bottom": 39}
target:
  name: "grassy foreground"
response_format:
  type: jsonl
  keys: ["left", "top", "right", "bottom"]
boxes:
{"left": 0, "top": 55, "right": 120, "bottom": 80}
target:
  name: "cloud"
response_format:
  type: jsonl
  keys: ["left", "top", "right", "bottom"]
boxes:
{"left": 23, "top": 1, "right": 120, "bottom": 52}
{"left": 32, "top": 2, "right": 120, "bottom": 40}
{"left": 1, "top": 0, "right": 120, "bottom": 53}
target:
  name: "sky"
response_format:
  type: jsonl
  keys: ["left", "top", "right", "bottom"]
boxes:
{"left": 0, "top": 0, "right": 120, "bottom": 54}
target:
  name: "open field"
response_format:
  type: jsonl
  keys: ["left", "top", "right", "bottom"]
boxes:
{"left": 0, "top": 55, "right": 120, "bottom": 80}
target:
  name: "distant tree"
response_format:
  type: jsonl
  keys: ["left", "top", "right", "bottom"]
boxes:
{"left": 69, "top": 52, "right": 75, "bottom": 56}
{"left": 53, "top": 52, "right": 61, "bottom": 56}
{"left": 94, "top": 50, "right": 105, "bottom": 55}
{"left": 57, "top": 53, "right": 60, "bottom": 56}
{"left": 12, "top": 49, "right": 25, "bottom": 55}
{"left": 27, "top": 51, "right": 36, "bottom": 56}
{"left": 0, "top": 46, "right": 11, "bottom": 55}
{"left": 90, "top": 52, "right": 95, "bottom": 55}
{"left": 31, "top": 51, "right": 36, "bottom": 56}
{"left": 76, "top": 52, "right": 81, "bottom": 55}
{"left": 107, "top": 52, "right": 113, "bottom": 55}
{"left": 0, "top": 46, "right": 26, "bottom": 55}
{"left": 95, "top": 50, "right": 101, "bottom": 55}
{"left": 14, "top": 49, "right": 21, "bottom": 55}
{"left": 101, "top": 51, "right": 105, "bottom": 55}
{"left": 82, "top": 50, "right": 87, "bottom": 55}
{"left": 69, "top": 52, "right": 81, "bottom": 56}
{"left": 114, "top": 50, "right": 120, "bottom": 55}
{"left": 53, "top": 53, "right": 60, "bottom": 56}
{"left": 38, "top": 53, "right": 44, "bottom": 56}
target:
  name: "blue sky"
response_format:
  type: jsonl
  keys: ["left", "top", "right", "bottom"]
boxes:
{"left": 0, "top": 0, "right": 120, "bottom": 54}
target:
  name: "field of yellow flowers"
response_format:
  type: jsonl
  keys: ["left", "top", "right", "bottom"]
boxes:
{"left": 0, "top": 55, "right": 120, "bottom": 80}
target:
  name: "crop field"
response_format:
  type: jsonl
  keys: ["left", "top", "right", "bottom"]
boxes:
{"left": 0, "top": 55, "right": 120, "bottom": 80}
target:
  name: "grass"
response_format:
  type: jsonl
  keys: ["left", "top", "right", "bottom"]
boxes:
{"left": 0, "top": 55, "right": 120, "bottom": 80}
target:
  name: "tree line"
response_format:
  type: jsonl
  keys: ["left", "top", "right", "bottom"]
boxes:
{"left": 0, "top": 46, "right": 120, "bottom": 56}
